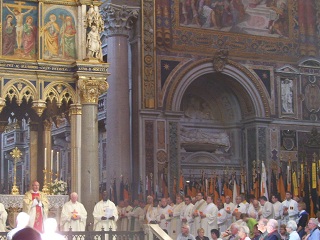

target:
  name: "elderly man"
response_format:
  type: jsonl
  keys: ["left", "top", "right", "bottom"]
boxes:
{"left": 265, "top": 219, "right": 280, "bottom": 240}
{"left": 221, "top": 222, "right": 240, "bottom": 240}
{"left": 23, "top": 180, "right": 49, "bottom": 232}
{"left": 285, "top": 220, "right": 300, "bottom": 240}
{"left": 177, "top": 224, "right": 196, "bottom": 240}
{"left": 7, "top": 212, "right": 29, "bottom": 240}
{"left": 61, "top": 192, "right": 87, "bottom": 231}
{"left": 93, "top": 190, "right": 118, "bottom": 231}
{"left": 257, "top": 218, "right": 268, "bottom": 240}
{"left": 0, "top": 202, "right": 7, "bottom": 232}
{"left": 307, "top": 218, "right": 320, "bottom": 240}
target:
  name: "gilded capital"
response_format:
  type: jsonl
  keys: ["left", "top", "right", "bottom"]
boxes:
{"left": 78, "top": 77, "right": 109, "bottom": 104}
{"left": 101, "top": 3, "right": 139, "bottom": 37}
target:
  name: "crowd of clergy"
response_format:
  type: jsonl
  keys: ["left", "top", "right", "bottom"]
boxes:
{"left": 114, "top": 190, "right": 320, "bottom": 240}
{"left": 1, "top": 185, "right": 320, "bottom": 240}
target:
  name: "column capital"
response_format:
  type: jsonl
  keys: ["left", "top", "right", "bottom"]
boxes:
{"left": 69, "top": 103, "right": 82, "bottom": 115}
{"left": 43, "top": 119, "right": 52, "bottom": 131}
{"left": 78, "top": 76, "right": 109, "bottom": 104}
{"left": 101, "top": 3, "right": 139, "bottom": 37}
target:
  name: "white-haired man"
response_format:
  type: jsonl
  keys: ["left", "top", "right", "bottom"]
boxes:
{"left": 307, "top": 218, "right": 320, "bottom": 240}
{"left": 61, "top": 192, "right": 87, "bottom": 231}
{"left": 7, "top": 212, "right": 29, "bottom": 240}
{"left": 266, "top": 219, "right": 281, "bottom": 240}
{"left": 177, "top": 224, "right": 196, "bottom": 240}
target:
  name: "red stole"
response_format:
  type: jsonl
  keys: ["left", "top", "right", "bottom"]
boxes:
{"left": 32, "top": 192, "right": 43, "bottom": 232}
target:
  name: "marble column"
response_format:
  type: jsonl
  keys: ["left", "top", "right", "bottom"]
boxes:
{"left": 102, "top": 3, "right": 139, "bottom": 197}
{"left": 77, "top": 64, "right": 109, "bottom": 225}
{"left": 69, "top": 103, "right": 82, "bottom": 199}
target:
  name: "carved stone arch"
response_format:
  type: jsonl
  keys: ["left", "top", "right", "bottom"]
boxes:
{"left": 163, "top": 58, "right": 271, "bottom": 118}
{"left": 298, "top": 57, "right": 320, "bottom": 67}
{"left": 43, "top": 82, "right": 76, "bottom": 107}
{"left": 2, "top": 78, "right": 37, "bottom": 106}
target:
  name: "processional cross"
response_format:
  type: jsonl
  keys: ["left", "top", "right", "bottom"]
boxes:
{"left": 10, "top": 147, "right": 22, "bottom": 195}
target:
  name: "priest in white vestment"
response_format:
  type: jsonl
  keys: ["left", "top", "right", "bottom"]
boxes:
{"left": 0, "top": 202, "right": 7, "bottom": 232}
{"left": 93, "top": 191, "right": 118, "bottom": 233}
{"left": 127, "top": 199, "right": 145, "bottom": 231}
{"left": 217, "top": 202, "right": 228, "bottom": 233}
{"left": 192, "top": 192, "right": 207, "bottom": 236}
{"left": 169, "top": 195, "right": 185, "bottom": 240}
{"left": 258, "top": 196, "right": 274, "bottom": 219}
{"left": 120, "top": 199, "right": 132, "bottom": 231}
{"left": 280, "top": 191, "right": 298, "bottom": 224}
{"left": 146, "top": 199, "right": 159, "bottom": 224}
{"left": 180, "top": 196, "right": 195, "bottom": 235}
{"left": 156, "top": 197, "right": 172, "bottom": 233}
{"left": 200, "top": 195, "right": 218, "bottom": 237}
{"left": 223, "top": 196, "right": 235, "bottom": 228}
{"left": 61, "top": 192, "right": 87, "bottom": 231}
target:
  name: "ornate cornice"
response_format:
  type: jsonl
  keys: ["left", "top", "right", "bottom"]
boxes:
{"left": 78, "top": 77, "right": 109, "bottom": 104}
{"left": 101, "top": 3, "right": 139, "bottom": 37}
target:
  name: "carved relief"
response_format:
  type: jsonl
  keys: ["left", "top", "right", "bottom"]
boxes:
{"left": 180, "top": 127, "right": 230, "bottom": 152}
{"left": 183, "top": 95, "right": 214, "bottom": 120}
{"left": 304, "top": 84, "right": 320, "bottom": 113}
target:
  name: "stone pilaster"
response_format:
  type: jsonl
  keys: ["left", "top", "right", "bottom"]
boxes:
{"left": 69, "top": 103, "right": 82, "bottom": 199}
{"left": 101, "top": 3, "right": 139, "bottom": 199}
{"left": 76, "top": 61, "right": 109, "bottom": 225}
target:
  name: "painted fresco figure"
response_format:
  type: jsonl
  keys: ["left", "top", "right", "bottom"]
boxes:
{"left": 268, "top": 1, "right": 288, "bottom": 37}
{"left": 2, "top": 14, "right": 16, "bottom": 55}
{"left": 44, "top": 14, "right": 60, "bottom": 58}
{"left": 22, "top": 16, "right": 36, "bottom": 58}
{"left": 60, "top": 16, "right": 77, "bottom": 59}
{"left": 5, "top": 5, "right": 34, "bottom": 51}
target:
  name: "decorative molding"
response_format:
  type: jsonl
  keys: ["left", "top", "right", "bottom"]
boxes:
{"left": 69, "top": 103, "right": 82, "bottom": 115}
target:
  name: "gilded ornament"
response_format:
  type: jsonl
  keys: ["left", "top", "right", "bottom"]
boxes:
{"left": 32, "top": 100, "right": 47, "bottom": 117}
{"left": 0, "top": 98, "right": 6, "bottom": 113}
{"left": 78, "top": 78, "right": 109, "bottom": 104}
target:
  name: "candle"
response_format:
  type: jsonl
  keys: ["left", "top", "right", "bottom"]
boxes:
{"left": 57, "top": 152, "right": 59, "bottom": 173}
{"left": 44, "top": 148, "right": 47, "bottom": 169}
{"left": 51, "top": 150, "right": 53, "bottom": 171}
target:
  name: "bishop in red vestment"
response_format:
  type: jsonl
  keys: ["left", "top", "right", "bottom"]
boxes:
{"left": 23, "top": 180, "right": 49, "bottom": 232}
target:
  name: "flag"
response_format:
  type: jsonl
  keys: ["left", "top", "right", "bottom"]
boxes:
{"left": 124, "top": 178, "right": 129, "bottom": 200}
{"left": 286, "top": 162, "right": 292, "bottom": 192}
{"left": 278, "top": 167, "right": 286, "bottom": 201}
{"left": 303, "top": 168, "right": 311, "bottom": 215}
{"left": 179, "top": 173, "right": 184, "bottom": 193}
{"left": 311, "top": 162, "right": 319, "bottom": 217}
{"left": 146, "top": 175, "right": 149, "bottom": 196}
{"left": 120, "top": 176, "right": 124, "bottom": 201}
{"left": 162, "top": 173, "right": 168, "bottom": 198}
{"left": 232, "top": 178, "right": 238, "bottom": 204}
{"left": 205, "top": 178, "right": 208, "bottom": 197}
{"left": 260, "top": 161, "right": 269, "bottom": 200}
{"left": 201, "top": 171, "right": 205, "bottom": 193}
{"left": 191, "top": 179, "right": 197, "bottom": 197}
{"left": 173, "top": 177, "right": 177, "bottom": 195}
{"left": 292, "top": 171, "right": 298, "bottom": 197}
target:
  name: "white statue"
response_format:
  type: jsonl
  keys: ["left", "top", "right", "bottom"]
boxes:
{"left": 86, "top": 24, "right": 102, "bottom": 59}
{"left": 281, "top": 78, "right": 293, "bottom": 113}
{"left": 85, "top": 4, "right": 104, "bottom": 61}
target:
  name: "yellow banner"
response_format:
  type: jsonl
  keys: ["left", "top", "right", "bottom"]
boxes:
{"left": 312, "top": 162, "right": 317, "bottom": 189}
{"left": 292, "top": 172, "right": 298, "bottom": 196}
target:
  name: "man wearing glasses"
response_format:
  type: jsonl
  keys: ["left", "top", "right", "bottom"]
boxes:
{"left": 307, "top": 218, "right": 320, "bottom": 240}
